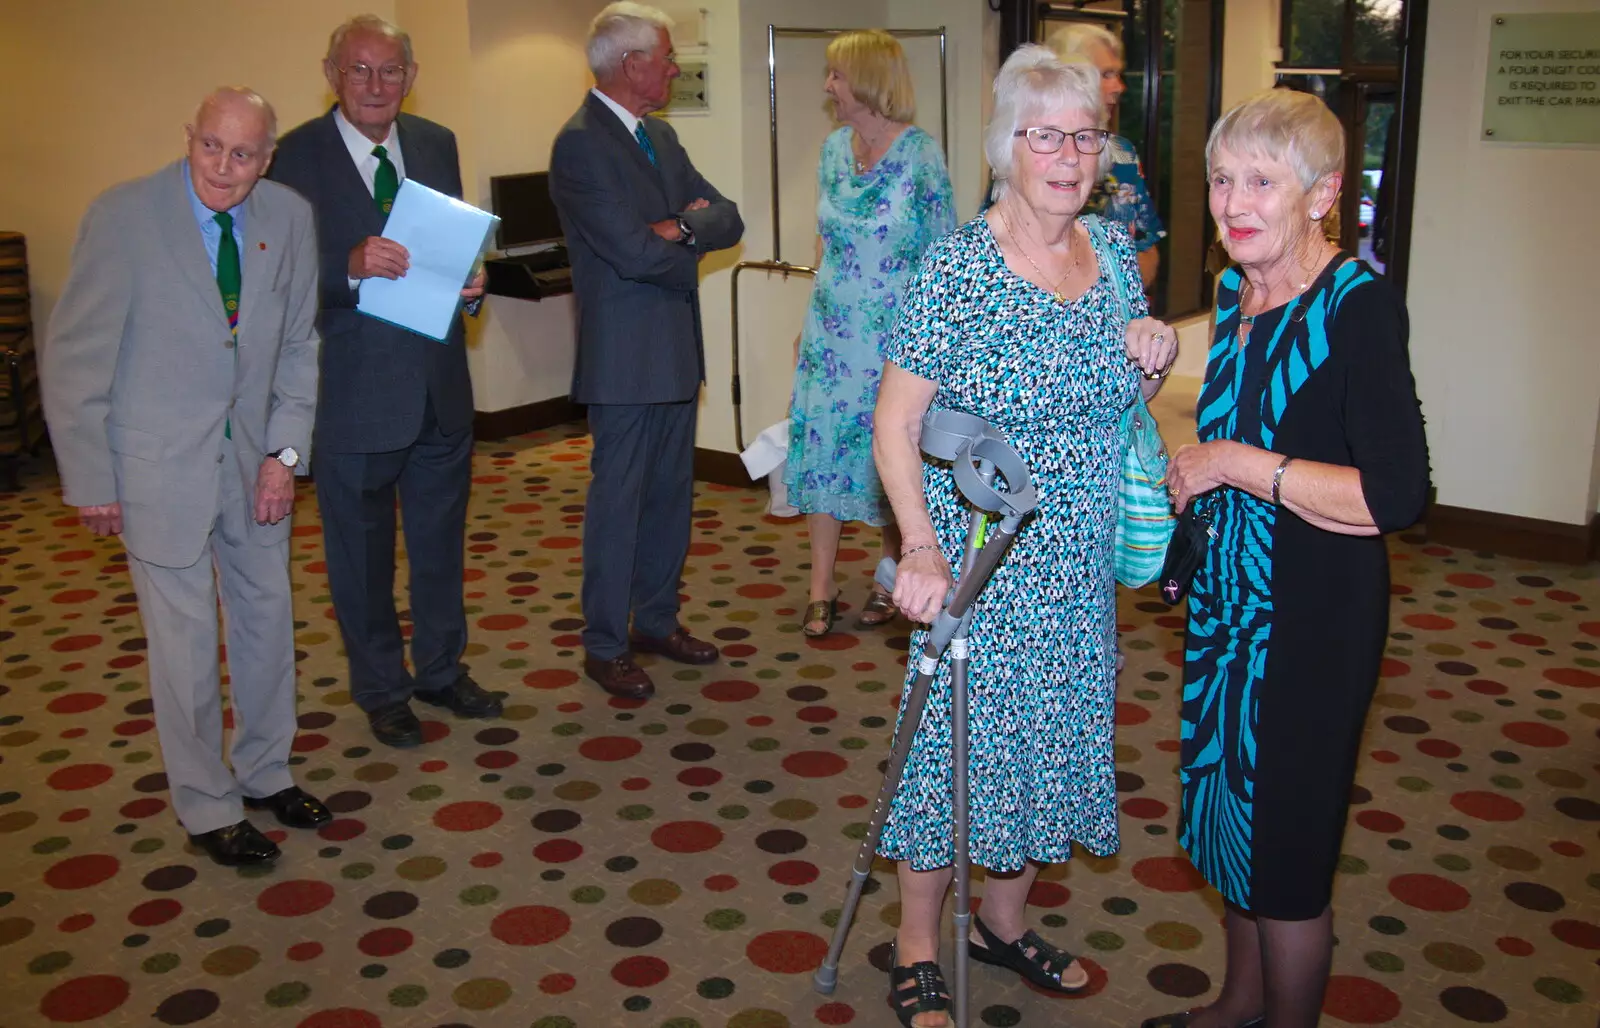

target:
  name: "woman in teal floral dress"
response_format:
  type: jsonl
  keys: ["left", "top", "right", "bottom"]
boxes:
{"left": 786, "top": 29, "right": 955, "bottom": 637}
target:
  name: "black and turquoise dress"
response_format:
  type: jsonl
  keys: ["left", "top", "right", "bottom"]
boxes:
{"left": 1180, "top": 256, "right": 1429, "bottom": 920}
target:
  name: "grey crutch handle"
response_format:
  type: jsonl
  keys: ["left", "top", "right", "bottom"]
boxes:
{"left": 919, "top": 410, "right": 1037, "bottom": 518}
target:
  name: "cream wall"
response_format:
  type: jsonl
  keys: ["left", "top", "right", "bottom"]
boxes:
{"left": 0, "top": 0, "right": 390, "bottom": 330}
{"left": 1408, "top": 0, "right": 1600, "bottom": 524}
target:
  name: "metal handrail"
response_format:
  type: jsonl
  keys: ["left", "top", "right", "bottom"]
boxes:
{"left": 729, "top": 259, "right": 815, "bottom": 453}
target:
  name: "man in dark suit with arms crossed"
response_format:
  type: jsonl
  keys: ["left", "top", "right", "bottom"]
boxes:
{"left": 549, "top": 2, "right": 743, "bottom": 699}
{"left": 270, "top": 15, "right": 502, "bottom": 747}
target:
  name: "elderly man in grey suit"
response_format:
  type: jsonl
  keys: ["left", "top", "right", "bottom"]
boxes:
{"left": 550, "top": 2, "right": 743, "bottom": 701}
{"left": 41, "top": 88, "right": 329, "bottom": 867}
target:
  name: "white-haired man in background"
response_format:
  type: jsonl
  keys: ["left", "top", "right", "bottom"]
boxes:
{"left": 548, "top": 2, "right": 743, "bottom": 701}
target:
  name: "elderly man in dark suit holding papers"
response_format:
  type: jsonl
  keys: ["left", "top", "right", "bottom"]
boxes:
{"left": 270, "top": 14, "right": 502, "bottom": 748}
{"left": 549, "top": 2, "right": 744, "bottom": 700}
{"left": 42, "top": 87, "right": 328, "bottom": 866}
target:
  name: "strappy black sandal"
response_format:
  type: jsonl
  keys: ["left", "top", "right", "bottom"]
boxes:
{"left": 967, "top": 914, "right": 1088, "bottom": 993}
{"left": 889, "top": 957, "right": 951, "bottom": 1028}
{"left": 1140, "top": 1014, "right": 1264, "bottom": 1028}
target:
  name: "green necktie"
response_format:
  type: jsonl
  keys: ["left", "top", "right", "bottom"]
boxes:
{"left": 214, "top": 211, "right": 240, "bottom": 439}
{"left": 633, "top": 123, "right": 658, "bottom": 166}
{"left": 373, "top": 144, "right": 399, "bottom": 214}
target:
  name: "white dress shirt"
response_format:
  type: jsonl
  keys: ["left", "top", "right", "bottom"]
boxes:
{"left": 590, "top": 88, "right": 641, "bottom": 137}
{"left": 334, "top": 107, "right": 406, "bottom": 195}
{"left": 334, "top": 108, "right": 404, "bottom": 291}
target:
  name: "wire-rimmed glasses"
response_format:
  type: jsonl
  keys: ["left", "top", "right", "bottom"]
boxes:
{"left": 335, "top": 63, "right": 409, "bottom": 86}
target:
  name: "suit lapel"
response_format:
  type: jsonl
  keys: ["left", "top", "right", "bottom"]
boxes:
{"left": 237, "top": 188, "right": 283, "bottom": 338}
{"left": 158, "top": 162, "right": 231, "bottom": 335}
{"left": 586, "top": 93, "right": 665, "bottom": 191}
{"left": 323, "top": 108, "right": 386, "bottom": 235}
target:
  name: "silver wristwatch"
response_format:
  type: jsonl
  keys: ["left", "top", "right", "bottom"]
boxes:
{"left": 269, "top": 447, "right": 300, "bottom": 469}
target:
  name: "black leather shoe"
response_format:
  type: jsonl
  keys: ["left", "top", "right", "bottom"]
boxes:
{"left": 367, "top": 701, "right": 424, "bottom": 748}
{"left": 243, "top": 786, "right": 333, "bottom": 829}
{"left": 415, "top": 673, "right": 504, "bottom": 719}
{"left": 189, "top": 820, "right": 280, "bottom": 867}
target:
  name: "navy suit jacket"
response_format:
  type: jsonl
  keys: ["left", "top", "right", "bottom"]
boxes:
{"left": 548, "top": 93, "right": 742, "bottom": 405}
{"left": 268, "top": 109, "right": 474, "bottom": 453}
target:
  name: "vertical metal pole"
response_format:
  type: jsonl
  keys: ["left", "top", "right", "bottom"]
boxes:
{"left": 767, "top": 24, "right": 782, "bottom": 263}
{"left": 938, "top": 28, "right": 949, "bottom": 159}
{"left": 949, "top": 629, "right": 972, "bottom": 1028}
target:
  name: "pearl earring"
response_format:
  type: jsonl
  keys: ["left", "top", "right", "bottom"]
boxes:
{"left": 1311, "top": 211, "right": 1323, "bottom": 220}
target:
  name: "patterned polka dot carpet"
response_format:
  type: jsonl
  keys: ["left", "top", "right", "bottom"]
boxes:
{"left": 0, "top": 422, "right": 1596, "bottom": 1028}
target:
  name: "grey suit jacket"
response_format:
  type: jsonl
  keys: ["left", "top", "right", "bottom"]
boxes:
{"left": 548, "top": 92, "right": 743, "bottom": 405}
{"left": 42, "top": 161, "right": 321, "bottom": 569}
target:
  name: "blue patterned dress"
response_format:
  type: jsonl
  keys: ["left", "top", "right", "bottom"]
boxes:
{"left": 876, "top": 215, "right": 1144, "bottom": 871}
{"left": 786, "top": 126, "right": 955, "bottom": 525}
{"left": 1081, "top": 135, "right": 1166, "bottom": 255}
{"left": 1181, "top": 258, "right": 1429, "bottom": 918}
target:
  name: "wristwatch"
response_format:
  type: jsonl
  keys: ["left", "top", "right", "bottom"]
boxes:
{"left": 268, "top": 447, "right": 300, "bottom": 469}
{"left": 675, "top": 216, "right": 695, "bottom": 247}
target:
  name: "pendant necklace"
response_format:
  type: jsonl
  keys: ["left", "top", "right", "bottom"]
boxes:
{"left": 1238, "top": 250, "right": 1323, "bottom": 327}
{"left": 998, "top": 204, "right": 1079, "bottom": 302}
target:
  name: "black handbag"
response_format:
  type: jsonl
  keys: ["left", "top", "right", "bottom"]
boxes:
{"left": 1158, "top": 501, "right": 1216, "bottom": 605}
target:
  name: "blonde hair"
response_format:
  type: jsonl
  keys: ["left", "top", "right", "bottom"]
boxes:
{"left": 984, "top": 45, "right": 1103, "bottom": 200}
{"left": 1045, "top": 21, "right": 1123, "bottom": 62}
{"left": 826, "top": 29, "right": 916, "bottom": 123}
{"left": 1206, "top": 88, "right": 1344, "bottom": 191}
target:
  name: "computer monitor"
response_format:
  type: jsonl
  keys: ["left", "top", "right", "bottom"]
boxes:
{"left": 490, "top": 171, "right": 564, "bottom": 250}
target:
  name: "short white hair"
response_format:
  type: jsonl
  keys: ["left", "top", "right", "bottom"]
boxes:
{"left": 984, "top": 45, "right": 1103, "bottom": 200}
{"left": 1045, "top": 21, "right": 1123, "bottom": 63}
{"left": 1206, "top": 88, "right": 1345, "bottom": 191}
{"left": 327, "top": 14, "right": 413, "bottom": 68}
{"left": 587, "top": 2, "right": 674, "bottom": 79}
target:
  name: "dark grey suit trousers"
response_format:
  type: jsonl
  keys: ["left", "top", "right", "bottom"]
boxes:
{"left": 581, "top": 400, "right": 697, "bottom": 658}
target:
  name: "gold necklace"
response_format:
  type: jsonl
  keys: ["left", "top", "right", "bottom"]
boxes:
{"left": 997, "top": 204, "right": 1080, "bottom": 302}
{"left": 1238, "top": 248, "right": 1328, "bottom": 326}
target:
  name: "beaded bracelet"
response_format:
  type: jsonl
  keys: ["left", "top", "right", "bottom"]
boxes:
{"left": 900, "top": 543, "right": 940, "bottom": 560}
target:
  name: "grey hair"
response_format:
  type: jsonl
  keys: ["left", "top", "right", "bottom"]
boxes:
{"left": 327, "top": 14, "right": 414, "bottom": 68}
{"left": 1045, "top": 21, "right": 1123, "bottom": 62}
{"left": 587, "top": 2, "right": 675, "bottom": 80}
{"left": 194, "top": 86, "right": 278, "bottom": 145}
{"left": 984, "top": 45, "right": 1103, "bottom": 200}
{"left": 1206, "top": 88, "right": 1344, "bottom": 191}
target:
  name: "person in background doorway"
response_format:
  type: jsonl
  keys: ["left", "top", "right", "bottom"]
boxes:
{"left": 786, "top": 28, "right": 955, "bottom": 638}
{"left": 42, "top": 87, "right": 328, "bottom": 866}
{"left": 1046, "top": 21, "right": 1166, "bottom": 289}
{"left": 269, "top": 14, "right": 502, "bottom": 750}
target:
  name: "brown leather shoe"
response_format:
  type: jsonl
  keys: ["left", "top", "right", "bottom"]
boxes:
{"left": 630, "top": 627, "right": 719, "bottom": 665}
{"left": 583, "top": 654, "right": 656, "bottom": 699}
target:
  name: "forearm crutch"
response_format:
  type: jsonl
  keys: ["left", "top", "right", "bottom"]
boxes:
{"left": 813, "top": 410, "right": 1038, "bottom": 1028}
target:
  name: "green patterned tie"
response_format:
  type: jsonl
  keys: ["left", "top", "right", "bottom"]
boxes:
{"left": 214, "top": 211, "right": 240, "bottom": 440}
{"left": 373, "top": 144, "right": 399, "bottom": 215}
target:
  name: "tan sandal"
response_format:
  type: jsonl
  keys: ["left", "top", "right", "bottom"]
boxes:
{"left": 801, "top": 597, "right": 837, "bottom": 637}
{"left": 855, "top": 588, "right": 897, "bottom": 628}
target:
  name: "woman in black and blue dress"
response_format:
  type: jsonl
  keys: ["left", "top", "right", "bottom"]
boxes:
{"left": 1149, "top": 91, "right": 1429, "bottom": 1028}
{"left": 873, "top": 47, "right": 1178, "bottom": 1028}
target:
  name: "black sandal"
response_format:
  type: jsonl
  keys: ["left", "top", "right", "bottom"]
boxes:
{"left": 967, "top": 914, "right": 1088, "bottom": 993}
{"left": 889, "top": 958, "right": 951, "bottom": 1028}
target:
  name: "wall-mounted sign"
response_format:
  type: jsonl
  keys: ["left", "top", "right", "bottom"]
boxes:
{"left": 1481, "top": 12, "right": 1600, "bottom": 145}
{"left": 669, "top": 61, "right": 710, "bottom": 112}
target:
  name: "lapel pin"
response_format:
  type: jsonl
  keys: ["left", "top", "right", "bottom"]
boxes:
{"left": 258, "top": 242, "right": 267, "bottom": 250}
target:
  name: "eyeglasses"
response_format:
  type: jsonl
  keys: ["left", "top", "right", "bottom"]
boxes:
{"left": 1014, "top": 127, "right": 1111, "bottom": 156}
{"left": 336, "top": 63, "right": 408, "bottom": 86}
{"left": 623, "top": 48, "right": 679, "bottom": 67}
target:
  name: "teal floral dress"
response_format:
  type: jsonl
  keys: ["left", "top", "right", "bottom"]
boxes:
{"left": 1081, "top": 135, "right": 1166, "bottom": 255}
{"left": 785, "top": 126, "right": 955, "bottom": 525}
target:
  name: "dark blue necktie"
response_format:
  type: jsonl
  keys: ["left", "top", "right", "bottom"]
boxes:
{"left": 634, "top": 123, "right": 658, "bottom": 166}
